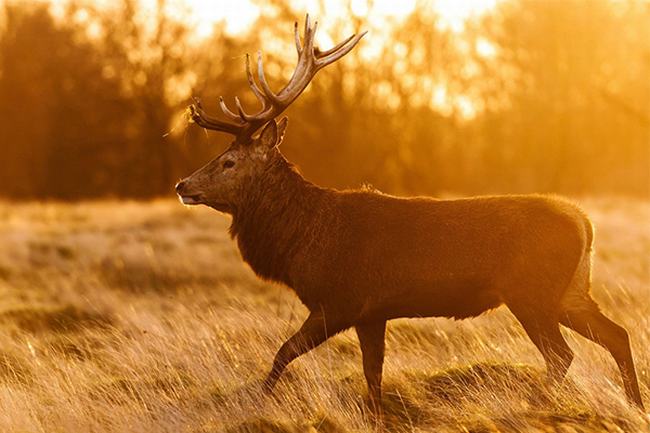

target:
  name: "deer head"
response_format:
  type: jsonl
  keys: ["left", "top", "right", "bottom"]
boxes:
{"left": 176, "top": 16, "right": 366, "bottom": 212}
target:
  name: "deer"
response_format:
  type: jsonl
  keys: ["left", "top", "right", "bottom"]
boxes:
{"left": 175, "top": 16, "right": 645, "bottom": 413}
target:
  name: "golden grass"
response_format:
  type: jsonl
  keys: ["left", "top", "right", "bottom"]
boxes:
{"left": 0, "top": 197, "right": 648, "bottom": 432}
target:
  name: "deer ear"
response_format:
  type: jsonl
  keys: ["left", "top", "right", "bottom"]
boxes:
{"left": 258, "top": 119, "right": 278, "bottom": 148}
{"left": 276, "top": 117, "right": 289, "bottom": 146}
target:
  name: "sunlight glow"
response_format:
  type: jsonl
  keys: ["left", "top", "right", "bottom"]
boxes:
{"left": 41, "top": 0, "right": 501, "bottom": 119}
{"left": 476, "top": 36, "right": 497, "bottom": 57}
{"left": 180, "top": 0, "right": 498, "bottom": 36}
{"left": 181, "top": 0, "right": 258, "bottom": 37}
{"left": 45, "top": 0, "right": 500, "bottom": 38}
{"left": 434, "top": 0, "right": 499, "bottom": 32}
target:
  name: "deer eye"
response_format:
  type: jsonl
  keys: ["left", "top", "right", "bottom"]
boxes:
{"left": 223, "top": 160, "right": 235, "bottom": 169}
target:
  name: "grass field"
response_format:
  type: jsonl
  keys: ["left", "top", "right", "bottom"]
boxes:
{"left": 0, "top": 197, "right": 648, "bottom": 432}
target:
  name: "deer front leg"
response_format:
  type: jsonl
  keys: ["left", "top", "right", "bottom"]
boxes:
{"left": 264, "top": 311, "right": 348, "bottom": 391}
{"left": 356, "top": 321, "right": 387, "bottom": 416}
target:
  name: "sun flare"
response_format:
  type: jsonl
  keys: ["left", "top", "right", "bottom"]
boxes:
{"left": 180, "top": 0, "right": 500, "bottom": 36}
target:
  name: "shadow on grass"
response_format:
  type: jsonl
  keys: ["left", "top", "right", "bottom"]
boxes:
{"left": 204, "top": 362, "right": 637, "bottom": 433}
{"left": 379, "top": 362, "right": 625, "bottom": 432}
{"left": 222, "top": 416, "right": 347, "bottom": 433}
{"left": 418, "top": 362, "right": 545, "bottom": 402}
{"left": 0, "top": 305, "right": 112, "bottom": 334}
{"left": 0, "top": 353, "right": 32, "bottom": 384}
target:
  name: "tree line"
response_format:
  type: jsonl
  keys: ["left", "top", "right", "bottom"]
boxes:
{"left": 0, "top": 0, "right": 648, "bottom": 199}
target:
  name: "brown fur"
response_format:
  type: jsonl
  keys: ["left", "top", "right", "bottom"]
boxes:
{"left": 177, "top": 120, "right": 644, "bottom": 412}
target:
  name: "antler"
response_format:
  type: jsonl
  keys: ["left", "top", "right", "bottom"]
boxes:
{"left": 189, "top": 15, "right": 367, "bottom": 141}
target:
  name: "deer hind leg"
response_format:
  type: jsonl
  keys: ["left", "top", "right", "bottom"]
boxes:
{"left": 560, "top": 305, "right": 644, "bottom": 409}
{"left": 264, "top": 311, "right": 348, "bottom": 391}
{"left": 356, "top": 321, "right": 387, "bottom": 416}
{"left": 509, "top": 305, "right": 574, "bottom": 385}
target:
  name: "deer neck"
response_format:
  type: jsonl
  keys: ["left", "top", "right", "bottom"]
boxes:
{"left": 230, "top": 158, "right": 324, "bottom": 285}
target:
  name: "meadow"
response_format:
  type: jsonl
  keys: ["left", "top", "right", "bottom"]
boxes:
{"left": 0, "top": 197, "right": 648, "bottom": 432}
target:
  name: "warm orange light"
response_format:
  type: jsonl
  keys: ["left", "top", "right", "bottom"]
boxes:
{"left": 433, "top": 0, "right": 499, "bottom": 32}
{"left": 181, "top": 0, "right": 499, "bottom": 36}
{"left": 43, "top": 0, "right": 500, "bottom": 38}
{"left": 180, "top": 0, "right": 258, "bottom": 37}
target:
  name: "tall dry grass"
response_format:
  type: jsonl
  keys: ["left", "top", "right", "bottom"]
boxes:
{"left": 0, "top": 197, "right": 647, "bottom": 432}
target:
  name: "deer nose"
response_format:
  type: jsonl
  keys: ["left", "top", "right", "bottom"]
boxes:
{"left": 175, "top": 180, "right": 186, "bottom": 194}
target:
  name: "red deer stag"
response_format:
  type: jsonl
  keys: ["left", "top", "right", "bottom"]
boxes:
{"left": 175, "top": 16, "right": 645, "bottom": 412}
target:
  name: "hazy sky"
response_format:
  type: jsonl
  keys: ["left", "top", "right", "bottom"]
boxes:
{"left": 42, "top": 0, "right": 499, "bottom": 37}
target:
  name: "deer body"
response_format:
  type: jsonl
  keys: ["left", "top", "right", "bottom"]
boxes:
{"left": 234, "top": 159, "right": 587, "bottom": 323}
{"left": 176, "top": 16, "right": 644, "bottom": 412}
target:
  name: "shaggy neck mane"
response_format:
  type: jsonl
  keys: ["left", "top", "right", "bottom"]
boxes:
{"left": 229, "top": 156, "right": 327, "bottom": 285}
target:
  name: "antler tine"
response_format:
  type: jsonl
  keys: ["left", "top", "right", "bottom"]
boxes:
{"left": 316, "top": 31, "right": 367, "bottom": 69}
{"left": 235, "top": 96, "right": 256, "bottom": 121}
{"left": 256, "top": 51, "right": 281, "bottom": 106}
{"left": 305, "top": 20, "right": 318, "bottom": 57}
{"left": 218, "top": 96, "right": 242, "bottom": 122}
{"left": 303, "top": 13, "right": 310, "bottom": 42}
{"left": 316, "top": 33, "right": 356, "bottom": 58}
{"left": 245, "top": 53, "right": 268, "bottom": 110}
{"left": 190, "top": 98, "right": 244, "bottom": 135}
{"left": 294, "top": 21, "right": 302, "bottom": 55}
{"left": 309, "top": 21, "right": 318, "bottom": 56}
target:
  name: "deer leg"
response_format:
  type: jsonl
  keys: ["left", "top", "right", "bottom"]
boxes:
{"left": 356, "top": 321, "right": 387, "bottom": 416}
{"left": 510, "top": 306, "right": 574, "bottom": 385}
{"left": 561, "top": 307, "right": 644, "bottom": 409}
{"left": 264, "top": 312, "right": 347, "bottom": 391}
